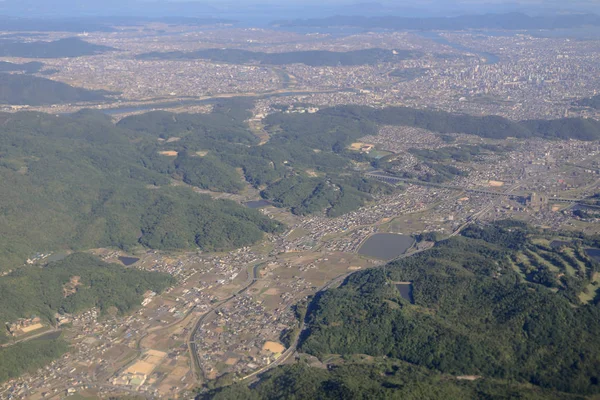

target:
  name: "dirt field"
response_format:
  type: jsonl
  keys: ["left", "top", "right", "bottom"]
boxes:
{"left": 349, "top": 142, "right": 374, "bottom": 151}
{"left": 125, "top": 350, "right": 167, "bottom": 375}
{"left": 158, "top": 151, "right": 179, "bottom": 156}
{"left": 262, "top": 341, "right": 285, "bottom": 353}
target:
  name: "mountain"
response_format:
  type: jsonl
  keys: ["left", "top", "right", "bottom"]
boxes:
{"left": 273, "top": 12, "right": 600, "bottom": 31}
{"left": 204, "top": 221, "right": 600, "bottom": 399}
{"left": 0, "top": 37, "right": 114, "bottom": 58}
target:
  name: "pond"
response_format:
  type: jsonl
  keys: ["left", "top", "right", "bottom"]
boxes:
{"left": 395, "top": 283, "right": 414, "bottom": 304}
{"left": 585, "top": 249, "right": 600, "bottom": 262}
{"left": 550, "top": 240, "right": 571, "bottom": 249}
{"left": 244, "top": 200, "right": 272, "bottom": 209}
{"left": 358, "top": 233, "right": 415, "bottom": 260}
{"left": 118, "top": 256, "right": 140, "bottom": 266}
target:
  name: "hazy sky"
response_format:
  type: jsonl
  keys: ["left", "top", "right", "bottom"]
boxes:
{"left": 0, "top": 0, "right": 598, "bottom": 18}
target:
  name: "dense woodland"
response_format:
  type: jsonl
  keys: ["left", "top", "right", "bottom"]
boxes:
{"left": 203, "top": 360, "right": 580, "bottom": 400}
{"left": 0, "top": 253, "right": 173, "bottom": 383}
{"left": 0, "top": 105, "right": 284, "bottom": 270}
{"left": 576, "top": 94, "right": 600, "bottom": 109}
{"left": 205, "top": 222, "right": 600, "bottom": 399}
{"left": 0, "top": 253, "right": 174, "bottom": 344}
{"left": 298, "top": 223, "right": 600, "bottom": 395}
{"left": 0, "top": 73, "right": 112, "bottom": 105}
{"left": 0, "top": 336, "right": 69, "bottom": 384}
{"left": 137, "top": 48, "right": 420, "bottom": 66}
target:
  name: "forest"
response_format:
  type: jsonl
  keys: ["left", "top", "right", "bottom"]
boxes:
{"left": 202, "top": 360, "right": 580, "bottom": 400}
{"left": 0, "top": 336, "right": 69, "bottom": 384}
{"left": 203, "top": 222, "right": 600, "bottom": 398}
{"left": 295, "top": 222, "right": 600, "bottom": 396}
{"left": 202, "top": 222, "right": 600, "bottom": 399}
{"left": 0, "top": 253, "right": 175, "bottom": 344}
{"left": 137, "top": 48, "right": 420, "bottom": 66}
{"left": 0, "top": 106, "right": 284, "bottom": 271}
{"left": 310, "top": 105, "right": 600, "bottom": 140}
{"left": 576, "top": 94, "right": 600, "bottom": 109}
{"left": 0, "top": 73, "right": 112, "bottom": 105}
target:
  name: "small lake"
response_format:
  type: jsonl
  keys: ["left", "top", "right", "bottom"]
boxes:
{"left": 358, "top": 233, "right": 415, "bottom": 260}
{"left": 244, "top": 200, "right": 272, "bottom": 209}
{"left": 395, "top": 283, "right": 414, "bottom": 304}
{"left": 550, "top": 240, "right": 571, "bottom": 249}
{"left": 585, "top": 249, "right": 600, "bottom": 262}
{"left": 118, "top": 256, "right": 140, "bottom": 266}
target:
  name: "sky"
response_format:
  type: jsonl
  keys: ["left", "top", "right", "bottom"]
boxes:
{"left": 0, "top": 0, "right": 598, "bottom": 18}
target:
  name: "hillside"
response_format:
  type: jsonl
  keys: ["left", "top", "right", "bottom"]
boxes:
{"left": 0, "top": 253, "right": 175, "bottom": 343}
{"left": 0, "top": 61, "right": 43, "bottom": 74}
{"left": 575, "top": 94, "right": 600, "bottom": 109}
{"left": 137, "top": 48, "right": 420, "bottom": 66}
{"left": 265, "top": 105, "right": 600, "bottom": 141}
{"left": 0, "top": 107, "right": 284, "bottom": 270}
{"left": 204, "top": 222, "right": 600, "bottom": 399}
{"left": 0, "top": 73, "right": 112, "bottom": 105}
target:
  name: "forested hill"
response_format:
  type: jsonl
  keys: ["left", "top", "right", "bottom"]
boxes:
{"left": 0, "top": 253, "right": 174, "bottom": 343}
{"left": 0, "top": 37, "right": 114, "bottom": 58}
{"left": 205, "top": 222, "right": 600, "bottom": 399}
{"left": 0, "top": 61, "right": 43, "bottom": 74}
{"left": 575, "top": 94, "right": 600, "bottom": 109}
{"left": 0, "top": 107, "right": 284, "bottom": 271}
{"left": 0, "top": 73, "right": 112, "bottom": 105}
{"left": 137, "top": 48, "right": 420, "bottom": 66}
{"left": 273, "top": 12, "right": 600, "bottom": 31}
{"left": 269, "top": 105, "right": 600, "bottom": 140}
{"left": 0, "top": 253, "right": 175, "bottom": 382}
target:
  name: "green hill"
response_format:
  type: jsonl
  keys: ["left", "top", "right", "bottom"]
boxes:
{"left": 0, "top": 108, "right": 283, "bottom": 270}
{"left": 204, "top": 222, "right": 600, "bottom": 399}
{"left": 0, "top": 73, "right": 112, "bottom": 105}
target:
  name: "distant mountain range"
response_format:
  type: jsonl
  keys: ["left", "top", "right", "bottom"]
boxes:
{"left": 273, "top": 12, "right": 600, "bottom": 31}
{"left": 0, "top": 37, "right": 114, "bottom": 58}
{"left": 0, "top": 16, "right": 232, "bottom": 33}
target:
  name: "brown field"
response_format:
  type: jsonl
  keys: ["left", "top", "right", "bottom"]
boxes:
{"left": 124, "top": 349, "right": 167, "bottom": 375}
{"left": 488, "top": 180, "right": 505, "bottom": 187}
{"left": 264, "top": 288, "right": 280, "bottom": 295}
{"left": 158, "top": 151, "right": 179, "bottom": 156}
{"left": 262, "top": 341, "right": 285, "bottom": 353}
{"left": 21, "top": 323, "right": 44, "bottom": 333}
{"left": 349, "top": 142, "right": 374, "bottom": 152}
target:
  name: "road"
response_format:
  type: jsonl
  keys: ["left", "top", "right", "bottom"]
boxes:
{"left": 187, "top": 263, "right": 264, "bottom": 382}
